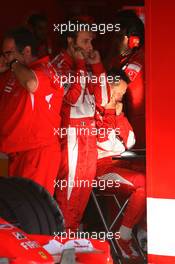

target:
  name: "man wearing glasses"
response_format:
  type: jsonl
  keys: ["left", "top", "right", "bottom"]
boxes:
{"left": 0, "top": 27, "right": 63, "bottom": 195}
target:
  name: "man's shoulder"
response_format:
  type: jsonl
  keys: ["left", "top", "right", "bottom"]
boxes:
{"left": 0, "top": 70, "right": 13, "bottom": 87}
{"left": 30, "top": 57, "right": 56, "bottom": 83}
{"left": 51, "top": 50, "right": 73, "bottom": 72}
{"left": 130, "top": 47, "right": 144, "bottom": 64}
{"left": 30, "top": 56, "right": 49, "bottom": 71}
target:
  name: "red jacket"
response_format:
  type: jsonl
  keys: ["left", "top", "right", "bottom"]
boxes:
{"left": 95, "top": 108, "right": 135, "bottom": 159}
{"left": 111, "top": 47, "right": 145, "bottom": 148}
{"left": 51, "top": 50, "right": 106, "bottom": 128}
{"left": 123, "top": 48, "right": 145, "bottom": 148}
{"left": 0, "top": 56, "right": 63, "bottom": 153}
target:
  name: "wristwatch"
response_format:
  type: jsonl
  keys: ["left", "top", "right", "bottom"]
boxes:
{"left": 9, "top": 59, "right": 19, "bottom": 71}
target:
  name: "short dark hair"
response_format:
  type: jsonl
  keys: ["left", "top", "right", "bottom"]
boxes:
{"left": 115, "top": 10, "right": 144, "bottom": 46}
{"left": 27, "top": 13, "right": 47, "bottom": 28}
{"left": 4, "top": 27, "right": 38, "bottom": 56}
{"left": 61, "top": 19, "right": 92, "bottom": 49}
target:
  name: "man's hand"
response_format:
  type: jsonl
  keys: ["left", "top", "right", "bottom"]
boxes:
{"left": 70, "top": 45, "right": 85, "bottom": 61}
{"left": 2, "top": 50, "right": 21, "bottom": 67}
{"left": 105, "top": 101, "right": 116, "bottom": 110}
{"left": 110, "top": 80, "right": 127, "bottom": 102}
{"left": 105, "top": 98, "right": 123, "bottom": 115}
{"left": 105, "top": 92, "right": 118, "bottom": 110}
{"left": 11, "top": 62, "right": 38, "bottom": 93}
{"left": 3, "top": 50, "right": 38, "bottom": 93}
{"left": 105, "top": 79, "right": 127, "bottom": 113}
{"left": 116, "top": 102, "right": 123, "bottom": 116}
{"left": 86, "top": 50, "right": 101, "bottom": 64}
{"left": 0, "top": 55, "right": 9, "bottom": 73}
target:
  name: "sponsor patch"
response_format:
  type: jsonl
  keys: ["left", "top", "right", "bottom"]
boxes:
{"left": 12, "top": 232, "right": 26, "bottom": 240}
{"left": 125, "top": 63, "right": 142, "bottom": 82}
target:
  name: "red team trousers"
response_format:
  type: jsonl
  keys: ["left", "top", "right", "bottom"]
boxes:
{"left": 96, "top": 158, "right": 146, "bottom": 229}
{"left": 8, "top": 143, "right": 60, "bottom": 196}
{"left": 55, "top": 119, "right": 97, "bottom": 231}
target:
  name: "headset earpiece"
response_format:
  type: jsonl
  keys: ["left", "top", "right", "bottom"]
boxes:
{"left": 128, "top": 36, "right": 140, "bottom": 49}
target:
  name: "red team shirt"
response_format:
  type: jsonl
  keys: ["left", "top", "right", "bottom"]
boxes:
{"left": 0, "top": 56, "right": 63, "bottom": 153}
{"left": 51, "top": 50, "right": 105, "bottom": 127}
{"left": 110, "top": 47, "right": 145, "bottom": 148}
{"left": 122, "top": 47, "right": 145, "bottom": 148}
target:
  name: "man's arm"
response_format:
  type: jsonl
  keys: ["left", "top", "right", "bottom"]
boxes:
{"left": 96, "top": 79, "right": 136, "bottom": 154}
{"left": 11, "top": 61, "right": 38, "bottom": 93}
{"left": 87, "top": 50, "right": 108, "bottom": 98}
{"left": 0, "top": 55, "right": 9, "bottom": 74}
{"left": 52, "top": 49, "right": 87, "bottom": 106}
{"left": 96, "top": 108, "right": 135, "bottom": 155}
{"left": 63, "top": 58, "right": 87, "bottom": 106}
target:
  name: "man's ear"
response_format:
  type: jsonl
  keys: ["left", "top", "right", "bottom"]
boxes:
{"left": 123, "top": 35, "right": 129, "bottom": 46}
{"left": 23, "top": 46, "right": 32, "bottom": 56}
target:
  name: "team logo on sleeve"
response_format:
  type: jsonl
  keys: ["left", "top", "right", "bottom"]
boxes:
{"left": 125, "top": 63, "right": 142, "bottom": 82}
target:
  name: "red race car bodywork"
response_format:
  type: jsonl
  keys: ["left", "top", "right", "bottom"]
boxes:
{"left": 0, "top": 218, "right": 113, "bottom": 264}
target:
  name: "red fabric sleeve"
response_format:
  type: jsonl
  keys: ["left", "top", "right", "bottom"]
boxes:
{"left": 59, "top": 59, "right": 87, "bottom": 105}
{"left": 115, "top": 114, "right": 134, "bottom": 147}
{"left": 91, "top": 62, "right": 105, "bottom": 76}
{"left": 96, "top": 108, "right": 135, "bottom": 148}
{"left": 0, "top": 71, "right": 9, "bottom": 93}
{"left": 32, "top": 62, "right": 63, "bottom": 96}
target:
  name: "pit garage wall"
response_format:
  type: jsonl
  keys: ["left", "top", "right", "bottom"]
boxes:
{"left": 146, "top": 0, "right": 175, "bottom": 263}
{"left": 0, "top": 0, "right": 65, "bottom": 44}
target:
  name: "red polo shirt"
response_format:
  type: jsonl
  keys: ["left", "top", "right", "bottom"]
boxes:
{"left": 0, "top": 56, "right": 63, "bottom": 153}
